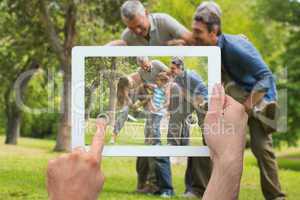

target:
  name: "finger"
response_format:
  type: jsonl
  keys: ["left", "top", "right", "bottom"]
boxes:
{"left": 70, "top": 147, "right": 87, "bottom": 160}
{"left": 72, "top": 146, "right": 86, "bottom": 153}
{"left": 209, "top": 83, "right": 225, "bottom": 115}
{"left": 90, "top": 127, "right": 105, "bottom": 164}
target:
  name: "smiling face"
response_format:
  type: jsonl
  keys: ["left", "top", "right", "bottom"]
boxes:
{"left": 192, "top": 20, "right": 217, "bottom": 46}
{"left": 170, "top": 63, "right": 183, "bottom": 77}
{"left": 139, "top": 60, "right": 151, "bottom": 72}
{"left": 124, "top": 14, "right": 150, "bottom": 37}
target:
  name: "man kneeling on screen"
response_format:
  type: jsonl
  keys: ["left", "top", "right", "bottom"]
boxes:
{"left": 168, "top": 56, "right": 212, "bottom": 198}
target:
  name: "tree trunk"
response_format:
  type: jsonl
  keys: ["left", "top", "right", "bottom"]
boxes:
{"left": 54, "top": 62, "right": 71, "bottom": 151}
{"left": 4, "top": 92, "right": 21, "bottom": 145}
{"left": 4, "top": 60, "right": 39, "bottom": 145}
{"left": 53, "top": 1, "right": 76, "bottom": 151}
{"left": 85, "top": 81, "right": 99, "bottom": 120}
{"left": 38, "top": 0, "right": 77, "bottom": 151}
{"left": 5, "top": 108, "right": 21, "bottom": 145}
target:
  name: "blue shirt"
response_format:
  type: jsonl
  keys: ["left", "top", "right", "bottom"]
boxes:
{"left": 153, "top": 87, "right": 166, "bottom": 109}
{"left": 174, "top": 70, "right": 208, "bottom": 100}
{"left": 217, "top": 34, "right": 277, "bottom": 101}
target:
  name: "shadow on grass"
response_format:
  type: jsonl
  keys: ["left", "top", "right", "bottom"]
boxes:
{"left": 277, "top": 156, "right": 300, "bottom": 171}
{"left": 246, "top": 151, "right": 300, "bottom": 172}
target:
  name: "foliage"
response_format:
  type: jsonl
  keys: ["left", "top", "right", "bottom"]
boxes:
{"left": 257, "top": 0, "right": 300, "bottom": 146}
{"left": 0, "top": 0, "right": 299, "bottom": 147}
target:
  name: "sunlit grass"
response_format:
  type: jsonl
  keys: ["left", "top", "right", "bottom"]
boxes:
{"left": 0, "top": 134, "right": 299, "bottom": 200}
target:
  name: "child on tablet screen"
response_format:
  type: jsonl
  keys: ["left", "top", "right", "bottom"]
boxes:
{"left": 146, "top": 72, "right": 171, "bottom": 145}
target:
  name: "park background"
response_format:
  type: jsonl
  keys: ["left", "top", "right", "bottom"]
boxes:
{"left": 84, "top": 56, "right": 208, "bottom": 145}
{"left": 0, "top": 0, "right": 299, "bottom": 199}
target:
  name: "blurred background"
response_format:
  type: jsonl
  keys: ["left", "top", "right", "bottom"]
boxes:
{"left": 0, "top": 0, "right": 299, "bottom": 199}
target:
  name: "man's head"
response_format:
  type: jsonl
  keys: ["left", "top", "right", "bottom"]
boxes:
{"left": 121, "top": 1, "right": 150, "bottom": 37}
{"left": 137, "top": 56, "right": 151, "bottom": 71}
{"left": 170, "top": 56, "right": 184, "bottom": 76}
{"left": 192, "top": 1, "right": 222, "bottom": 46}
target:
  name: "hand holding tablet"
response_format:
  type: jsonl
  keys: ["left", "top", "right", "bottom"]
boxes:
{"left": 202, "top": 84, "right": 248, "bottom": 200}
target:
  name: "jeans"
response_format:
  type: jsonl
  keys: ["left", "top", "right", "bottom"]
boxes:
{"left": 149, "top": 113, "right": 174, "bottom": 194}
{"left": 168, "top": 96, "right": 211, "bottom": 196}
{"left": 113, "top": 106, "right": 129, "bottom": 134}
{"left": 136, "top": 112, "right": 157, "bottom": 188}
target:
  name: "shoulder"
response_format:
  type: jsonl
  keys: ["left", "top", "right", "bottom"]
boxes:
{"left": 186, "top": 70, "right": 197, "bottom": 78}
{"left": 151, "top": 13, "right": 174, "bottom": 21}
{"left": 121, "top": 28, "right": 136, "bottom": 42}
{"left": 151, "top": 13, "right": 180, "bottom": 26}
{"left": 222, "top": 34, "right": 267, "bottom": 68}
{"left": 137, "top": 67, "right": 143, "bottom": 75}
{"left": 151, "top": 60, "right": 167, "bottom": 69}
{"left": 222, "top": 34, "right": 257, "bottom": 55}
{"left": 187, "top": 70, "right": 204, "bottom": 82}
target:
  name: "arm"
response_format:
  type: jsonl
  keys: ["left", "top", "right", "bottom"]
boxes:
{"left": 152, "top": 60, "right": 170, "bottom": 73}
{"left": 128, "top": 72, "right": 143, "bottom": 89}
{"left": 144, "top": 83, "right": 157, "bottom": 90}
{"left": 131, "top": 97, "right": 151, "bottom": 110}
{"left": 161, "top": 14, "right": 194, "bottom": 45}
{"left": 104, "top": 40, "right": 127, "bottom": 46}
{"left": 232, "top": 39, "right": 274, "bottom": 109}
{"left": 187, "top": 71, "right": 208, "bottom": 108}
{"left": 166, "top": 32, "right": 195, "bottom": 46}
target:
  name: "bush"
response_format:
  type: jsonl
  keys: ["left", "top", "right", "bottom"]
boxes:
{"left": 21, "top": 112, "right": 59, "bottom": 139}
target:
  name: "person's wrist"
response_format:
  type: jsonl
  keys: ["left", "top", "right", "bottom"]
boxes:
{"left": 212, "top": 153, "right": 244, "bottom": 181}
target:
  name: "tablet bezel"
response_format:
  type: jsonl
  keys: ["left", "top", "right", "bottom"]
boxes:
{"left": 71, "top": 46, "right": 221, "bottom": 157}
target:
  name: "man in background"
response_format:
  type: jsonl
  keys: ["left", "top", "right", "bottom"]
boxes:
{"left": 190, "top": 2, "right": 285, "bottom": 200}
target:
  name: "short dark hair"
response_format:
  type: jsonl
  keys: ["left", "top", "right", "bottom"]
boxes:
{"left": 194, "top": 9, "right": 222, "bottom": 36}
{"left": 117, "top": 76, "right": 130, "bottom": 107}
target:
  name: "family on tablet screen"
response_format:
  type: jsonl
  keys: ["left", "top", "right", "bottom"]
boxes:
{"left": 46, "top": 1, "right": 285, "bottom": 200}
{"left": 112, "top": 56, "right": 209, "bottom": 198}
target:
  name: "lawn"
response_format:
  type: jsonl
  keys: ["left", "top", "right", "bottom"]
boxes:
{"left": 0, "top": 135, "right": 299, "bottom": 200}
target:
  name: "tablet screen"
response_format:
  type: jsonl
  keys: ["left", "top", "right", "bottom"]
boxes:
{"left": 72, "top": 46, "right": 220, "bottom": 156}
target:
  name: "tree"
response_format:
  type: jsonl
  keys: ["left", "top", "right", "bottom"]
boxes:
{"left": 258, "top": 0, "right": 300, "bottom": 146}
{"left": 37, "top": 0, "right": 143, "bottom": 151}
{"left": 0, "top": 0, "right": 48, "bottom": 144}
{"left": 37, "top": 0, "right": 77, "bottom": 151}
{"left": 85, "top": 57, "right": 137, "bottom": 124}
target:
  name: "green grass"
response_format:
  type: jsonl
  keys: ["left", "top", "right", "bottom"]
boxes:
{"left": 0, "top": 135, "right": 300, "bottom": 200}
{"left": 85, "top": 120, "right": 204, "bottom": 146}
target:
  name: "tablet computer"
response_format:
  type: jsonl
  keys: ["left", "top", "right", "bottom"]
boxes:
{"left": 71, "top": 46, "right": 220, "bottom": 157}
